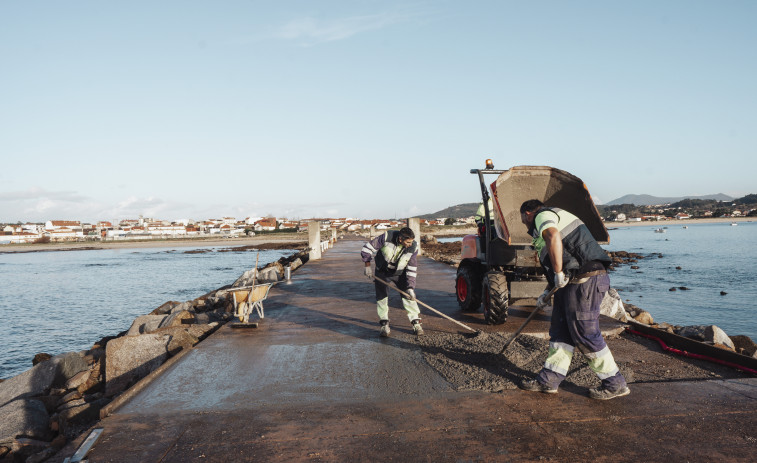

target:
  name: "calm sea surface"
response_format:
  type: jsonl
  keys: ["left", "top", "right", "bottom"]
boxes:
{"left": 440, "top": 222, "right": 757, "bottom": 341}
{"left": 0, "top": 245, "right": 294, "bottom": 379}
{"left": 604, "top": 222, "right": 756, "bottom": 341}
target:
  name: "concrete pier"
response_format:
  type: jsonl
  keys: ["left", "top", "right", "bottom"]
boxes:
{"left": 407, "top": 217, "right": 421, "bottom": 255}
{"left": 53, "top": 239, "right": 757, "bottom": 462}
{"left": 307, "top": 221, "right": 321, "bottom": 261}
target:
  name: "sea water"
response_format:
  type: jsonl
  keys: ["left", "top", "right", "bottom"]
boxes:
{"left": 0, "top": 245, "right": 295, "bottom": 379}
{"left": 440, "top": 222, "right": 756, "bottom": 340}
{"left": 605, "top": 222, "right": 756, "bottom": 341}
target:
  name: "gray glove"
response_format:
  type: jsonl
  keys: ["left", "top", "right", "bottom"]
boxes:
{"left": 406, "top": 288, "right": 416, "bottom": 301}
{"left": 554, "top": 271, "right": 569, "bottom": 289}
{"left": 364, "top": 266, "right": 373, "bottom": 280}
{"left": 536, "top": 289, "right": 551, "bottom": 309}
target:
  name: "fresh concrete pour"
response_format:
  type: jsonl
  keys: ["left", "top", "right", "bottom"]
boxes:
{"left": 416, "top": 332, "right": 634, "bottom": 393}
{"left": 415, "top": 328, "right": 756, "bottom": 394}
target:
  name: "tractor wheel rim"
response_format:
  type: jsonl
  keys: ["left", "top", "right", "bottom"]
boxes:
{"left": 456, "top": 277, "right": 468, "bottom": 301}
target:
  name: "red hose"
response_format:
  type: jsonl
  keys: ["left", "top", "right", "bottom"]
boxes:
{"left": 625, "top": 327, "right": 757, "bottom": 376}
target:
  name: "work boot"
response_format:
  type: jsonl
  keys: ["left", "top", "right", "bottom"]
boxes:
{"left": 519, "top": 378, "right": 558, "bottom": 394}
{"left": 412, "top": 319, "right": 424, "bottom": 336}
{"left": 379, "top": 320, "right": 390, "bottom": 338}
{"left": 588, "top": 385, "right": 630, "bottom": 400}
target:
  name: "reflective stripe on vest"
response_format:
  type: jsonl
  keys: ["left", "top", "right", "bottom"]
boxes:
{"left": 380, "top": 235, "right": 414, "bottom": 275}
{"left": 532, "top": 208, "right": 579, "bottom": 259}
{"left": 530, "top": 207, "right": 610, "bottom": 277}
{"left": 362, "top": 241, "right": 378, "bottom": 257}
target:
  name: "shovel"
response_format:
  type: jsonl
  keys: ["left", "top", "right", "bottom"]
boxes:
{"left": 499, "top": 283, "right": 565, "bottom": 354}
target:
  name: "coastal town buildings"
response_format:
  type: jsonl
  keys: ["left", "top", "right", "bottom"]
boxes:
{"left": 3, "top": 202, "right": 755, "bottom": 244}
{"left": 0, "top": 216, "right": 453, "bottom": 244}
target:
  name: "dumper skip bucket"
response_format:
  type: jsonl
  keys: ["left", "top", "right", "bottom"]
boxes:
{"left": 490, "top": 165, "right": 609, "bottom": 245}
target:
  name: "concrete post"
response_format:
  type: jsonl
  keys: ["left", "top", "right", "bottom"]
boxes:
{"left": 407, "top": 217, "right": 421, "bottom": 256}
{"left": 331, "top": 228, "right": 337, "bottom": 245}
{"left": 369, "top": 224, "right": 377, "bottom": 238}
{"left": 308, "top": 221, "right": 322, "bottom": 261}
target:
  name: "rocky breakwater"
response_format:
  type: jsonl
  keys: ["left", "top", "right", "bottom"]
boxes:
{"left": 0, "top": 248, "right": 309, "bottom": 463}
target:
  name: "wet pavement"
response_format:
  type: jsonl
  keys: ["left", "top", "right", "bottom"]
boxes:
{"left": 54, "top": 239, "right": 757, "bottom": 462}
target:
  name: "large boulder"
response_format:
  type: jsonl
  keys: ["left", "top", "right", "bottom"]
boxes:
{"left": 169, "top": 301, "right": 195, "bottom": 314}
{"left": 32, "top": 353, "right": 51, "bottom": 366}
{"left": 152, "top": 323, "right": 219, "bottom": 356}
{"left": 0, "top": 399, "right": 51, "bottom": 445}
{"left": 151, "top": 300, "right": 180, "bottom": 315}
{"left": 127, "top": 314, "right": 167, "bottom": 336}
{"left": 600, "top": 289, "right": 628, "bottom": 322}
{"left": 57, "top": 397, "right": 111, "bottom": 437}
{"left": 65, "top": 370, "right": 90, "bottom": 390}
{"left": 0, "top": 353, "right": 87, "bottom": 407}
{"left": 8, "top": 438, "right": 50, "bottom": 463}
{"left": 105, "top": 334, "right": 169, "bottom": 396}
{"left": 257, "top": 266, "right": 281, "bottom": 283}
{"left": 187, "top": 323, "right": 218, "bottom": 340}
{"left": 232, "top": 269, "right": 257, "bottom": 288}
{"left": 677, "top": 325, "right": 736, "bottom": 350}
{"left": 623, "top": 302, "right": 643, "bottom": 318}
{"left": 193, "top": 312, "right": 225, "bottom": 324}
{"left": 158, "top": 309, "right": 194, "bottom": 329}
{"left": 633, "top": 310, "right": 654, "bottom": 325}
{"left": 730, "top": 335, "right": 757, "bottom": 357}
{"left": 289, "top": 257, "right": 304, "bottom": 272}
{"left": 153, "top": 326, "right": 200, "bottom": 356}
{"left": 53, "top": 352, "right": 89, "bottom": 387}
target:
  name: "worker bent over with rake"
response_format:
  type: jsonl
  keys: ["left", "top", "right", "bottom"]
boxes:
{"left": 519, "top": 199, "right": 629, "bottom": 400}
{"left": 361, "top": 227, "right": 423, "bottom": 337}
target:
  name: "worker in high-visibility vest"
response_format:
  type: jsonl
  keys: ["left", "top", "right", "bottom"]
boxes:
{"left": 518, "top": 199, "right": 629, "bottom": 400}
{"left": 360, "top": 227, "right": 422, "bottom": 337}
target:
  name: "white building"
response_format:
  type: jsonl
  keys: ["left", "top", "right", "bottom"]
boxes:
{"left": 45, "top": 220, "right": 82, "bottom": 232}
{"left": 48, "top": 228, "right": 84, "bottom": 241}
{"left": 146, "top": 224, "right": 187, "bottom": 236}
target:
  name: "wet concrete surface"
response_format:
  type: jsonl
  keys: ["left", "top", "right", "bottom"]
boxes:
{"left": 53, "top": 239, "right": 757, "bottom": 462}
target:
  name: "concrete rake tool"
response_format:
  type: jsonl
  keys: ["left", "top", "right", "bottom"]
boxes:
{"left": 372, "top": 276, "right": 480, "bottom": 335}
{"left": 499, "top": 283, "right": 565, "bottom": 354}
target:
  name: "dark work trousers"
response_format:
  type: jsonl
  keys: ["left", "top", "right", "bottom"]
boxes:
{"left": 537, "top": 273, "right": 627, "bottom": 391}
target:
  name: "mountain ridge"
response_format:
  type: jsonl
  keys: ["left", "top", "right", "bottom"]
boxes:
{"left": 603, "top": 193, "right": 733, "bottom": 206}
{"left": 419, "top": 193, "right": 739, "bottom": 219}
{"left": 417, "top": 203, "right": 478, "bottom": 220}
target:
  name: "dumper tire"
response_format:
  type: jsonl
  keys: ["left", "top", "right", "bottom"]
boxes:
{"left": 482, "top": 271, "right": 508, "bottom": 325}
{"left": 456, "top": 264, "right": 483, "bottom": 312}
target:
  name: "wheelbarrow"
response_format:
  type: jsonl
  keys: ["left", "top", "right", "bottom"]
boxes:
{"left": 229, "top": 283, "right": 273, "bottom": 324}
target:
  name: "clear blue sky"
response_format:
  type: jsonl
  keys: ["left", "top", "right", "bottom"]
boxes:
{"left": 2, "top": 1, "right": 755, "bottom": 223}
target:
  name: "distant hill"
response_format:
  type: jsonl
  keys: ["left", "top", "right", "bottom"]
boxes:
{"left": 604, "top": 193, "right": 733, "bottom": 206}
{"left": 418, "top": 203, "right": 478, "bottom": 219}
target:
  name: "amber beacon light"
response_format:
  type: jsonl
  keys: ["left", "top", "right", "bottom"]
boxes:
{"left": 485, "top": 159, "right": 495, "bottom": 170}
